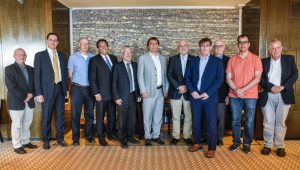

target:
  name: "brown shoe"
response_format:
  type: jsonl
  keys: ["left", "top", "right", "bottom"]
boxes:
{"left": 206, "top": 150, "right": 216, "bottom": 158}
{"left": 188, "top": 144, "right": 203, "bottom": 152}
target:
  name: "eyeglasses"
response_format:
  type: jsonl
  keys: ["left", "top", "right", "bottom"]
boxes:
{"left": 214, "top": 45, "right": 224, "bottom": 48}
{"left": 200, "top": 44, "right": 211, "bottom": 48}
{"left": 238, "top": 41, "right": 249, "bottom": 45}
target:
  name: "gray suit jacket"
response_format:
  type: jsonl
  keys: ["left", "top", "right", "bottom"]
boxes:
{"left": 137, "top": 52, "right": 169, "bottom": 98}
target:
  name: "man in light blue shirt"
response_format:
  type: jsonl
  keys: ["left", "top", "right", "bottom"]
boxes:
{"left": 68, "top": 37, "right": 95, "bottom": 146}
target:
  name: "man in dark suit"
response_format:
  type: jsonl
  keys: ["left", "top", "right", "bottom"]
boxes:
{"left": 112, "top": 46, "right": 141, "bottom": 149}
{"left": 34, "top": 32, "right": 69, "bottom": 149}
{"left": 259, "top": 39, "right": 298, "bottom": 157}
{"left": 213, "top": 39, "right": 230, "bottom": 146}
{"left": 185, "top": 38, "right": 224, "bottom": 158}
{"left": 167, "top": 40, "right": 193, "bottom": 145}
{"left": 5, "top": 48, "right": 37, "bottom": 154}
{"left": 89, "top": 39, "right": 118, "bottom": 146}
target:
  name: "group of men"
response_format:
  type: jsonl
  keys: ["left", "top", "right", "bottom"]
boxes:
{"left": 5, "top": 32, "right": 297, "bottom": 159}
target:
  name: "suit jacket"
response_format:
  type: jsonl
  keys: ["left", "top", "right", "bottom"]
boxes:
{"left": 185, "top": 55, "right": 224, "bottom": 102}
{"left": 259, "top": 55, "right": 298, "bottom": 107}
{"left": 137, "top": 52, "right": 169, "bottom": 98}
{"left": 167, "top": 54, "right": 194, "bottom": 100}
{"left": 89, "top": 54, "right": 118, "bottom": 101}
{"left": 34, "top": 50, "right": 68, "bottom": 100}
{"left": 112, "top": 61, "right": 140, "bottom": 101}
{"left": 5, "top": 62, "right": 35, "bottom": 110}
{"left": 218, "top": 55, "right": 230, "bottom": 103}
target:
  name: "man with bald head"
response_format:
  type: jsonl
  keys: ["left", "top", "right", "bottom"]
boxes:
{"left": 167, "top": 40, "right": 194, "bottom": 145}
{"left": 259, "top": 39, "right": 298, "bottom": 157}
{"left": 5, "top": 48, "right": 37, "bottom": 154}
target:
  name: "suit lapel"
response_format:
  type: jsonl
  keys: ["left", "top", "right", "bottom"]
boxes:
{"left": 13, "top": 63, "right": 28, "bottom": 86}
{"left": 146, "top": 53, "right": 156, "bottom": 70}
{"left": 176, "top": 55, "right": 184, "bottom": 78}
{"left": 280, "top": 56, "right": 286, "bottom": 84}
{"left": 121, "top": 61, "right": 130, "bottom": 82}
{"left": 201, "top": 55, "right": 213, "bottom": 80}
{"left": 264, "top": 57, "right": 271, "bottom": 79}
{"left": 98, "top": 54, "right": 111, "bottom": 71}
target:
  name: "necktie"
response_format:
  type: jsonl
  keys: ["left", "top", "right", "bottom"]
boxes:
{"left": 105, "top": 56, "right": 112, "bottom": 71}
{"left": 52, "top": 50, "right": 60, "bottom": 83}
{"left": 126, "top": 63, "right": 134, "bottom": 92}
{"left": 20, "top": 65, "right": 29, "bottom": 84}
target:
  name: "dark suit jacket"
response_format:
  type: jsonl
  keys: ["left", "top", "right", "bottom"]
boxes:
{"left": 89, "top": 54, "right": 117, "bottom": 101}
{"left": 112, "top": 61, "right": 140, "bottom": 101}
{"left": 259, "top": 55, "right": 298, "bottom": 107}
{"left": 5, "top": 62, "right": 35, "bottom": 110}
{"left": 185, "top": 55, "right": 224, "bottom": 102}
{"left": 218, "top": 55, "right": 230, "bottom": 103}
{"left": 34, "top": 49, "right": 68, "bottom": 100}
{"left": 167, "top": 54, "right": 194, "bottom": 100}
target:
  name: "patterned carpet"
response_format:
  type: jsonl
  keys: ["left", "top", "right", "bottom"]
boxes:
{"left": 1, "top": 138, "right": 300, "bottom": 170}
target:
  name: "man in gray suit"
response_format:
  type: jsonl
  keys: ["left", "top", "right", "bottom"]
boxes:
{"left": 138, "top": 37, "right": 169, "bottom": 146}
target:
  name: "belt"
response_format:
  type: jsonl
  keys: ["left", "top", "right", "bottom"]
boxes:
{"left": 157, "top": 85, "right": 162, "bottom": 89}
{"left": 72, "top": 83, "right": 89, "bottom": 88}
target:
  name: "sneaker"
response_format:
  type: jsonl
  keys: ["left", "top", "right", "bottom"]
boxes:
{"left": 261, "top": 147, "right": 271, "bottom": 155}
{"left": 229, "top": 143, "right": 240, "bottom": 151}
{"left": 276, "top": 148, "right": 286, "bottom": 157}
{"left": 242, "top": 145, "right": 251, "bottom": 154}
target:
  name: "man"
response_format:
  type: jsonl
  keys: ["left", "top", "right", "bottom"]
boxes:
{"left": 226, "top": 34, "right": 262, "bottom": 154}
{"left": 213, "top": 39, "right": 230, "bottom": 146}
{"left": 68, "top": 37, "right": 95, "bottom": 146}
{"left": 167, "top": 40, "right": 193, "bottom": 145}
{"left": 185, "top": 38, "right": 223, "bottom": 158}
{"left": 89, "top": 39, "right": 118, "bottom": 146}
{"left": 34, "top": 32, "right": 69, "bottom": 149}
{"left": 112, "top": 46, "right": 141, "bottom": 149}
{"left": 137, "top": 37, "right": 169, "bottom": 146}
{"left": 5, "top": 48, "right": 37, "bottom": 154}
{"left": 259, "top": 39, "right": 298, "bottom": 157}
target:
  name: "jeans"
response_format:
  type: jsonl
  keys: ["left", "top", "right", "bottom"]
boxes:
{"left": 230, "top": 98, "right": 257, "bottom": 146}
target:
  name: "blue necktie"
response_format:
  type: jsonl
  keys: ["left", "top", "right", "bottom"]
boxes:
{"left": 105, "top": 56, "right": 112, "bottom": 70}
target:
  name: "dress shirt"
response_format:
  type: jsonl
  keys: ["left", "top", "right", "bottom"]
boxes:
{"left": 47, "top": 47, "right": 62, "bottom": 82}
{"left": 150, "top": 52, "right": 162, "bottom": 87}
{"left": 268, "top": 57, "right": 282, "bottom": 86}
{"left": 197, "top": 54, "right": 210, "bottom": 91}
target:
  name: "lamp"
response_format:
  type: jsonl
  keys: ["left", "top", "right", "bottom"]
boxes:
{"left": 17, "top": 0, "right": 24, "bottom": 5}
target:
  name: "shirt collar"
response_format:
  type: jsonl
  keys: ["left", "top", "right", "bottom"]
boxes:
{"left": 180, "top": 54, "right": 188, "bottom": 59}
{"left": 199, "top": 54, "right": 210, "bottom": 60}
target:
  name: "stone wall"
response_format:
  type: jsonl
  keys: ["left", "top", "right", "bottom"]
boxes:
{"left": 72, "top": 9, "right": 239, "bottom": 60}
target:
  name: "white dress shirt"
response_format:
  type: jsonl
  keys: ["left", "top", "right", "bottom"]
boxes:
{"left": 150, "top": 52, "right": 162, "bottom": 87}
{"left": 268, "top": 57, "right": 282, "bottom": 86}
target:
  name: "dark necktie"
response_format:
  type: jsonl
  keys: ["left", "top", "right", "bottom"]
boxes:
{"left": 105, "top": 55, "right": 112, "bottom": 71}
{"left": 126, "top": 63, "right": 134, "bottom": 92}
{"left": 20, "top": 64, "right": 29, "bottom": 84}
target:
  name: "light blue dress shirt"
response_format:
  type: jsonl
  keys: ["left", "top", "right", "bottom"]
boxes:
{"left": 197, "top": 55, "right": 210, "bottom": 91}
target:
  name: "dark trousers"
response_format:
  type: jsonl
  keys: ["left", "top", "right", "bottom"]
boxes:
{"left": 190, "top": 98, "right": 217, "bottom": 150}
{"left": 117, "top": 93, "right": 136, "bottom": 143}
{"left": 71, "top": 85, "right": 94, "bottom": 142}
{"left": 95, "top": 100, "right": 116, "bottom": 138}
{"left": 41, "top": 83, "right": 65, "bottom": 143}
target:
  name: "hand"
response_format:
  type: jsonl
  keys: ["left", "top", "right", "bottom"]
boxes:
{"left": 36, "top": 95, "right": 44, "bottom": 103}
{"left": 225, "top": 96, "right": 230, "bottom": 105}
{"left": 164, "top": 92, "right": 168, "bottom": 98}
{"left": 271, "top": 86, "right": 282, "bottom": 94}
{"left": 24, "top": 93, "right": 33, "bottom": 102}
{"left": 234, "top": 88, "right": 245, "bottom": 98}
{"left": 142, "top": 92, "right": 148, "bottom": 98}
{"left": 95, "top": 94, "right": 102, "bottom": 102}
{"left": 65, "top": 91, "right": 69, "bottom": 99}
{"left": 278, "top": 86, "right": 285, "bottom": 91}
{"left": 199, "top": 92, "right": 209, "bottom": 100}
{"left": 115, "top": 99, "right": 122, "bottom": 106}
{"left": 137, "top": 97, "right": 142, "bottom": 102}
{"left": 191, "top": 91, "right": 201, "bottom": 99}
{"left": 178, "top": 85, "right": 187, "bottom": 94}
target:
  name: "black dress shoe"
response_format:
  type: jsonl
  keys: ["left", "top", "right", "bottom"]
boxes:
{"left": 14, "top": 147, "right": 26, "bottom": 154}
{"left": 152, "top": 138, "right": 165, "bottom": 145}
{"left": 121, "top": 142, "right": 129, "bottom": 149}
{"left": 145, "top": 139, "right": 152, "bottom": 146}
{"left": 87, "top": 138, "right": 96, "bottom": 143}
{"left": 129, "top": 138, "right": 140, "bottom": 144}
{"left": 58, "top": 141, "right": 68, "bottom": 147}
{"left": 98, "top": 138, "right": 108, "bottom": 146}
{"left": 261, "top": 147, "right": 271, "bottom": 155}
{"left": 43, "top": 143, "right": 50, "bottom": 150}
{"left": 72, "top": 141, "right": 80, "bottom": 146}
{"left": 184, "top": 138, "right": 192, "bottom": 145}
{"left": 276, "top": 148, "right": 286, "bottom": 157}
{"left": 107, "top": 134, "right": 118, "bottom": 141}
{"left": 170, "top": 138, "right": 179, "bottom": 145}
{"left": 217, "top": 139, "right": 224, "bottom": 146}
{"left": 23, "top": 143, "right": 38, "bottom": 149}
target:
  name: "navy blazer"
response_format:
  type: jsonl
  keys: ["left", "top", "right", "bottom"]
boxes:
{"left": 112, "top": 61, "right": 140, "bottom": 101}
{"left": 167, "top": 54, "right": 194, "bottom": 100}
{"left": 34, "top": 50, "right": 68, "bottom": 100}
{"left": 218, "top": 55, "right": 230, "bottom": 103}
{"left": 259, "top": 55, "right": 298, "bottom": 107}
{"left": 185, "top": 55, "right": 224, "bottom": 102}
{"left": 5, "top": 62, "right": 35, "bottom": 110}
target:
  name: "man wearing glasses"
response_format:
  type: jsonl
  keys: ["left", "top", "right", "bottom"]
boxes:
{"left": 226, "top": 35, "right": 262, "bottom": 154}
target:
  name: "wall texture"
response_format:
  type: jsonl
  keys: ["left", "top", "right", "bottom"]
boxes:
{"left": 72, "top": 9, "right": 240, "bottom": 59}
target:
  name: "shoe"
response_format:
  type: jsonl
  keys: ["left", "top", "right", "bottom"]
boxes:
{"left": 242, "top": 145, "right": 251, "bottom": 154}
{"left": 87, "top": 138, "right": 95, "bottom": 143}
{"left": 43, "top": 142, "right": 50, "bottom": 150}
{"left": 14, "top": 147, "right": 26, "bottom": 154}
{"left": 145, "top": 139, "right": 152, "bottom": 146}
{"left": 200, "top": 138, "right": 207, "bottom": 144}
{"left": 23, "top": 143, "right": 37, "bottom": 149}
{"left": 188, "top": 144, "right": 204, "bottom": 152}
{"left": 217, "top": 139, "right": 224, "bottom": 146}
{"left": 107, "top": 134, "right": 118, "bottom": 141}
{"left": 184, "top": 138, "right": 192, "bottom": 145}
{"left": 58, "top": 141, "right": 68, "bottom": 147}
{"left": 170, "top": 138, "right": 179, "bottom": 145}
{"left": 98, "top": 137, "right": 108, "bottom": 146}
{"left": 229, "top": 143, "right": 240, "bottom": 151}
{"left": 72, "top": 141, "right": 80, "bottom": 146}
{"left": 121, "top": 142, "right": 129, "bottom": 149}
{"left": 129, "top": 138, "right": 140, "bottom": 144}
{"left": 276, "top": 148, "right": 286, "bottom": 157}
{"left": 152, "top": 138, "right": 165, "bottom": 145}
{"left": 206, "top": 150, "right": 216, "bottom": 158}
{"left": 261, "top": 147, "right": 271, "bottom": 155}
